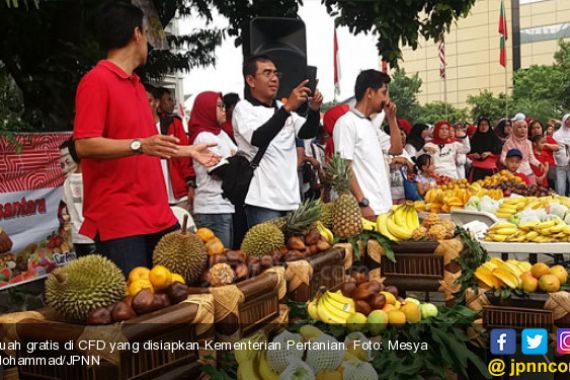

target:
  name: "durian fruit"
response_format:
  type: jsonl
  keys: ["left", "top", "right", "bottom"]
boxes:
{"left": 282, "top": 199, "right": 322, "bottom": 238}
{"left": 428, "top": 224, "right": 454, "bottom": 240}
{"left": 411, "top": 226, "right": 428, "bottom": 241}
{"left": 208, "top": 263, "right": 235, "bottom": 287}
{"left": 45, "top": 255, "right": 126, "bottom": 322}
{"left": 320, "top": 202, "right": 334, "bottom": 229}
{"left": 241, "top": 223, "right": 285, "bottom": 257}
{"left": 153, "top": 216, "right": 207, "bottom": 285}
{"left": 422, "top": 213, "right": 440, "bottom": 229}
{"left": 324, "top": 154, "right": 363, "bottom": 238}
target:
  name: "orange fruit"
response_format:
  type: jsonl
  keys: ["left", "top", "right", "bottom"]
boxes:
{"left": 387, "top": 310, "right": 407, "bottom": 326}
{"left": 128, "top": 279, "right": 153, "bottom": 296}
{"left": 195, "top": 228, "right": 215, "bottom": 243}
{"left": 206, "top": 237, "right": 225, "bottom": 256}
{"left": 149, "top": 265, "right": 172, "bottom": 290}
{"left": 171, "top": 273, "right": 186, "bottom": 284}
{"left": 128, "top": 266, "right": 150, "bottom": 284}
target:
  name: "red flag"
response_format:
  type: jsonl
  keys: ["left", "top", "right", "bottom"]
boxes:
{"left": 381, "top": 60, "right": 388, "bottom": 73}
{"left": 438, "top": 41, "right": 446, "bottom": 79}
{"left": 499, "top": 0, "right": 508, "bottom": 67}
{"left": 334, "top": 29, "right": 340, "bottom": 96}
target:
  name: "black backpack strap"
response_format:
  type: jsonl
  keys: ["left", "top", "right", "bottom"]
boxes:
{"left": 249, "top": 102, "right": 281, "bottom": 170}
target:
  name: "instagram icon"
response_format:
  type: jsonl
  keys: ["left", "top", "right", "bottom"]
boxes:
{"left": 557, "top": 329, "right": 570, "bottom": 354}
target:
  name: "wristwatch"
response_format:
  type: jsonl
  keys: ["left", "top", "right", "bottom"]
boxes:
{"left": 358, "top": 198, "right": 370, "bottom": 208}
{"left": 129, "top": 139, "right": 143, "bottom": 154}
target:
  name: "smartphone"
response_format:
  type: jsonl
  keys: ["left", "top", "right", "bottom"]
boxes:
{"left": 306, "top": 66, "right": 318, "bottom": 95}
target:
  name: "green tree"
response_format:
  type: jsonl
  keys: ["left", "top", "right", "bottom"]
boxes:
{"left": 554, "top": 39, "right": 570, "bottom": 111}
{"left": 512, "top": 65, "right": 563, "bottom": 113}
{"left": 417, "top": 101, "right": 469, "bottom": 124}
{"left": 466, "top": 90, "right": 510, "bottom": 123}
{"left": 388, "top": 68, "right": 422, "bottom": 122}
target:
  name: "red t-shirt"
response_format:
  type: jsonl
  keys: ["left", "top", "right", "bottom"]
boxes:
{"left": 515, "top": 172, "right": 530, "bottom": 185}
{"left": 543, "top": 136, "right": 557, "bottom": 166}
{"left": 532, "top": 149, "right": 549, "bottom": 187}
{"left": 73, "top": 60, "right": 177, "bottom": 241}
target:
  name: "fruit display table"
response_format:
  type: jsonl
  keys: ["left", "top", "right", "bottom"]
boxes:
{"left": 479, "top": 241, "right": 570, "bottom": 263}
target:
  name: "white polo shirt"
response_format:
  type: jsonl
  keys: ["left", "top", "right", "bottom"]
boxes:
{"left": 232, "top": 99, "right": 307, "bottom": 211}
{"left": 333, "top": 109, "right": 392, "bottom": 214}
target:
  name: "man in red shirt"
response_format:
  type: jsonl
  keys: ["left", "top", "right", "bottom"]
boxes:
{"left": 73, "top": 2, "right": 219, "bottom": 275}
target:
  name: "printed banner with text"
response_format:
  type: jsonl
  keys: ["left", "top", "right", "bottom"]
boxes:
{"left": 0, "top": 133, "right": 75, "bottom": 289}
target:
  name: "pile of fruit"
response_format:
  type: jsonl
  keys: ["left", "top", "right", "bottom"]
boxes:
{"left": 474, "top": 257, "right": 567, "bottom": 293}
{"left": 44, "top": 255, "right": 190, "bottom": 325}
{"left": 484, "top": 218, "right": 570, "bottom": 243}
{"left": 235, "top": 329, "right": 378, "bottom": 380}
{"left": 307, "top": 272, "right": 438, "bottom": 329}
{"left": 415, "top": 170, "right": 553, "bottom": 214}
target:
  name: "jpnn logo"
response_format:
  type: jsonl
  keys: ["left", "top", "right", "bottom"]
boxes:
{"left": 491, "top": 329, "right": 516, "bottom": 355}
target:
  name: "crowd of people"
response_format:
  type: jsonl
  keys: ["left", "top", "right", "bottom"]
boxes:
{"left": 61, "top": 1, "right": 570, "bottom": 276}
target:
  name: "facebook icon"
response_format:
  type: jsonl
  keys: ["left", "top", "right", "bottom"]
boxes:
{"left": 491, "top": 329, "right": 516, "bottom": 355}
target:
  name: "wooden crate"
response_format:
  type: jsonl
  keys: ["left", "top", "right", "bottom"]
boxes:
{"left": 14, "top": 301, "right": 210, "bottom": 380}
{"left": 482, "top": 292, "right": 554, "bottom": 331}
{"left": 190, "top": 270, "right": 281, "bottom": 339}
{"left": 380, "top": 241, "right": 444, "bottom": 292}
{"left": 287, "top": 247, "right": 345, "bottom": 302}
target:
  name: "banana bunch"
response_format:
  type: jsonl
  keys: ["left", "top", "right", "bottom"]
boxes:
{"left": 316, "top": 221, "right": 334, "bottom": 243}
{"left": 376, "top": 203, "right": 419, "bottom": 241}
{"left": 236, "top": 331, "right": 272, "bottom": 380}
{"left": 484, "top": 218, "right": 570, "bottom": 243}
{"left": 495, "top": 197, "right": 529, "bottom": 219}
{"left": 361, "top": 218, "right": 377, "bottom": 232}
{"left": 307, "top": 289, "right": 355, "bottom": 325}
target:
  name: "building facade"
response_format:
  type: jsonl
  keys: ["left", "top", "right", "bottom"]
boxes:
{"left": 398, "top": 0, "right": 569, "bottom": 108}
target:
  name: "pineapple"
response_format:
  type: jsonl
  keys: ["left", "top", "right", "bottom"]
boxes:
{"left": 320, "top": 202, "right": 334, "bottom": 229}
{"left": 324, "top": 154, "right": 363, "bottom": 238}
{"left": 282, "top": 199, "right": 322, "bottom": 238}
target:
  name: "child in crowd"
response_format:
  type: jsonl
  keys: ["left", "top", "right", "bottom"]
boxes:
{"left": 415, "top": 154, "right": 438, "bottom": 197}
{"left": 505, "top": 149, "right": 530, "bottom": 185}
{"left": 531, "top": 135, "right": 550, "bottom": 188}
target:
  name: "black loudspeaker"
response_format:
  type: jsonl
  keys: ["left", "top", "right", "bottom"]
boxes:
{"left": 249, "top": 17, "right": 307, "bottom": 100}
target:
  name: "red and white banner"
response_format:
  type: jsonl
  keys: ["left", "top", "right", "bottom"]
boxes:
{"left": 0, "top": 133, "right": 74, "bottom": 289}
{"left": 333, "top": 29, "right": 341, "bottom": 97}
{"left": 438, "top": 41, "right": 446, "bottom": 79}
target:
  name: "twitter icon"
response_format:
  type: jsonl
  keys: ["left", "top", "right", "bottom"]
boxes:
{"left": 522, "top": 329, "right": 548, "bottom": 355}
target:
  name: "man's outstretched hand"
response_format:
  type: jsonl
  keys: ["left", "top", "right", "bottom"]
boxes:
{"left": 177, "top": 143, "right": 221, "bottom": 167}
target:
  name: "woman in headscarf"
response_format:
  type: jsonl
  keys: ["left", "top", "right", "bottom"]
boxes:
{"left": 500, "top": 119, "right": 543, "bottom": 185}
{"left": 494, "top": 118, "right": 513, "bottom": 145}
{"left": 468, "top": 117, "right": 502, "bottom": 181}
{"left": 423, "top": 120, "right": 470, "bottom": 179}
{"left": 188, "top": 91, "right": 237, "bottom": 248}
{"left": 553, "top": 114, "right": 570, "bottom": 195}
{"left": 322, "top": 104, "right": 350, "bottom": 161}
{"left": 405, "top": 123, "right": 430, "bottom": 157}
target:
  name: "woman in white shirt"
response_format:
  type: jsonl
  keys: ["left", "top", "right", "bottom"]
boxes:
{"left": 404, "top": 123, "right": 430, "bottom": 157}
{"left": 188, "top": 92, "right": 237, "bottom": 248}
{"left": 423, "top": 120, "right": 470, "bottom": 179}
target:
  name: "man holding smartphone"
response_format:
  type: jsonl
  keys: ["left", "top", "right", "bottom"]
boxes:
{"left": 232, "top": 55, "right": 323, "bottom": 227}
{"left": 334, "top": 70, "right": 403, "bottom": 219}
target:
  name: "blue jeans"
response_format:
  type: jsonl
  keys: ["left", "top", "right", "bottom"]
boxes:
{"left": 556, "top": 165, "right": 570, "bottom": 196}
{"left": 95, "top": 223, "right": 179, "bottom": 276}
{"left": 244, "top": 205, "right": 286, "bottom": 229}
{"left": 193, "top": 213, "right": 233, "bottom": 248}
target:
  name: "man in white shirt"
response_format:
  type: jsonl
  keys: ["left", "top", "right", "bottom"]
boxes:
{"left": 233, "top": 55, "right": 323, "bottom": 227}
{"left": 333, "top": 69, "right": 403, "bottom": 219}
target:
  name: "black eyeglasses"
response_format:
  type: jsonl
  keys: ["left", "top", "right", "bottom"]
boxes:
{"left": 256, "top": 70, "right": 282, "bottom": 79}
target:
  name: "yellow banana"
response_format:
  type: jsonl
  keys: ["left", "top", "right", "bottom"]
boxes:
{"left": 307, "top": 299, "right": 319, "bottom": 321}
{"left": 330, "top": 290, "right": 357, "bottom": 306}
{"left": 562, "top": 226, "right": 570, "bottom": 235}
{"left": 237, "top": 351, "right": 262, "bottom": 380}
{"left": 316, "top": 222, "right": 334, "bottom": 242}
{"left": 258, "top": 351, "right": 279, "bottom": 380}
{"left": 317, "top": 297, "right": 349, "bottom": 324}
{"left": 321, "top": 293, "right": 355, "bottom": 319}
{"left": 497, "top": 205, "right": 517, "bottom": 213}
{"left": 377, "top": 213, "right": 398, "bottom": 241}
{"left": 524, "top": 231, "right": 539, "bottom": 240}
{"left": 386, "top": 212, "right": 413, "bottom": 240}
{"left": 393, "top": 205, "right": 407, "bottom": 226}
{"left": 496, "top": 211, "right": 515, "bottom": 219}
{"left": 361, "top": 218, "right": 377, "bottom": 232}
{"left": 491, "top": 222, "right": 518, "bottom": 230}
{"left": 323, "top": 291, "right": 355, "bottom": 313}
{"left": 405, "top": 206, "right": 420, "bottom": 231}
{"left": 535, "top": 220, "right": 556, "bottom": 231}
{"left": 492, "top": 227, "right": 518, "bottom": 236}
{"left": 487, "top": 234, "right": 508, "bottom": 242}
